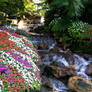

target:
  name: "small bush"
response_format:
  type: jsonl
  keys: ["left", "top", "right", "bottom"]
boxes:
{"left": 81, "top": 25, "right": 92, "bottom": 40}
{"left": 68, "top": 21, "right": 92, "bottom": 53}
{"left": 68, "top": 21, "right": 88, "bottom": 39}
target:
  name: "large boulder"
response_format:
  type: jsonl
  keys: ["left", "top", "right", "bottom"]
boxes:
{"left": 68, "top": 76, "right": 92, "bottom": 92}
{"left": 45, "top": 65, "right": 77, "bottom": 78}
{"left": 0, "top": 29, "right": 41, "bottom": 91}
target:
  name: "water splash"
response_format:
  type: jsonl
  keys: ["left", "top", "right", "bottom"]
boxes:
{"left": 50, "top": 78, "right": 69, "bottom": 92}
{"left": 30, "top": 35, "right": 57, "bottom": 51}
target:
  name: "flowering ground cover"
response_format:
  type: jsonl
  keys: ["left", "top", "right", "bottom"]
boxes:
{"left": 1, "top": 25, "right": 29, "bottom": 37}
{"left": 0, "top": 28, "right": 41, "bottom": 92}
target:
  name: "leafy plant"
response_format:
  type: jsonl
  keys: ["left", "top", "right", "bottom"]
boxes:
{"left": 45, "top": 0, "right": 87, "bottom": 24}
{"left": 0, "top": 0, "right": 24, "bottom": 16}
{"left": 60, "top": 34, "right": 71, "bottom": 42}
{"left": 68, "top": 21, "right": 88, "bottom": 39}
{"left": 82, "top": 25, "right": 92, "bottom": 40}
{"left": 45, "top": 0, "right": 88, "bottom": 36}
{"left": 49, "top": 16, "right": 70, "bottom": 32}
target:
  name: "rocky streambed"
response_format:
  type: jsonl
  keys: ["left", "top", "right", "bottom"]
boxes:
{"left": 2, "top": 24, "right": 92, "bottom": 92}
{"left": 30, "top": 34, "right": 92, "bottom": 92}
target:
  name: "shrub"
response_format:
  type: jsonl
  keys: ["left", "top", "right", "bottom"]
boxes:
{"left": 82, "top": 25, "right": 92, "bottom": 40}
{"left": 49, "top": 17, "right": 70, "bottom": 32}
{"left": 68, "top": 21, "right": 88, "bottom": 39}
{"left": 68, "top": 22, "right": 92, "bottom": 53}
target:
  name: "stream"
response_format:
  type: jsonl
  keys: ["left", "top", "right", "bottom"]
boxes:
{"left": 30, "top": 35, "right": 92, "bottom": 92}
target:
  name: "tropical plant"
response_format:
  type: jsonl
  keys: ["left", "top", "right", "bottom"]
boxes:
{"left": 49, "top": 16, "right": 71, "bottom": 33}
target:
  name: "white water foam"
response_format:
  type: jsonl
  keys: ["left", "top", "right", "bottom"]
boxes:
{"left": 50, "top": 78, "right": 69, "bottom": 92}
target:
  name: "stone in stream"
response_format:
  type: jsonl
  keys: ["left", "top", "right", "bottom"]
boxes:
{"left": 45, "top": 65, "right": 77, "bottom": 78}
{"left": 68, "top": 76, "right": 92, "bottom": 92}
{"left": 44, "top": 81, "right": 53, "bottom": 89}
{"left": 50, "top": 46, "right": 61, "bottom": 53}
{"left": 38, "top": 43, "right": 49, "bottom": 50}
{"left": 41, "top": 76, "right": 54, "bottom": 92}
{"left": 51, "top": 61, "right": 59, "bottom": 66}
{"left": 82, "top": 54, "right": 92, "bottom": 61}
{"left": 42, "top": 76, "right": 53, "bottom": 89}
{"left": 85, "top": 63, "right": 92, "bottom": 76}
{"left": 40, "top": 86, "right": 53, "bottom": 92}
{"left": 42, "top": 76, "right": 53, "bottom": 88}
{"left": 52, "top": 90, "right": 59, "bottom": 92}
{"left": 77, "top": 53, "right": 92, "bottom": 61}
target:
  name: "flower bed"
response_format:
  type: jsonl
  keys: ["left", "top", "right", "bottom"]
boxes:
{"left": 0, "top": 25, "right": 29, "bottom": 37}
{"left": 0, "top": 29, "right": 41, "bottom": 92}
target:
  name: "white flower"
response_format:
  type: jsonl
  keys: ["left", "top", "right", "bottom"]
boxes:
{"left": 0, "top": 81, "right": 3, "bottom": 85}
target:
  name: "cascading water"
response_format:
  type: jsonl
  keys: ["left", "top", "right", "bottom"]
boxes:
{"left": 30, "top": 35, "right": 56, "bottom": 52}
{"left": 50, "top": 78, "right": 69, "bottom": 92}
{"left": 30, "top": 35, "right": 92, "bottom": 92}
{"left": 74, "top": 54, "right": 92, "bottom": 80}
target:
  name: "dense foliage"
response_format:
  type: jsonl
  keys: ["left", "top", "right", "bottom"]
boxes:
{"left": 68, "top": 21, "right": 88, "bottom": 39}
{"left": 80, "top": 0, "right": 92, "bottom": 24}
{"left": 0, "top": 0, "right": 24, "bottom": 17}
{"left": 44, "top": 0, "right": 92, "bottom": 53}
{"left": 45, "top": 0, "right": 86, "bottom": 27}
{"left": 0, "top": 0, "right": 45, "bottom": 19}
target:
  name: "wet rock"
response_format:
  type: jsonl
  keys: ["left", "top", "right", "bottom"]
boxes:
{"left": 45, "top": 65, "right": 77, "bottom": 78}
{"left": 85, "top": 64, "right": 92, "bottom": 76}
{"left": 68, "top": 76, "right": 92, "bottom": 92}
{"left": 40, "top": 86, "right": 52, "bottom": 92}
{"left": 50, "top": 46, "right": 61, "bottom": 53}
{"left": 38, "top": 43, "right": 49, "bottom": 50}
{"left": 44, "top": 81, "right": 53, "bottom": 89}
{"left": 82, "top": 54, "right": 91, "bottom": 61}
{"left": 42, "top": 76, "right": 53, "bottom": 88}
{"left": 79, "top": 53, "right": 92, "bottom": 61}
{"left": 51, "top": 61, "right": 58, "bottom": 66}
{"left": 41, "top": 76, "right": 53, "bottom": 92}
{"left": 63, "top": 50, "right": 75, "bottom": 65}
{"left": 52, "top": 90, "right": 59, "bottom": 92}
